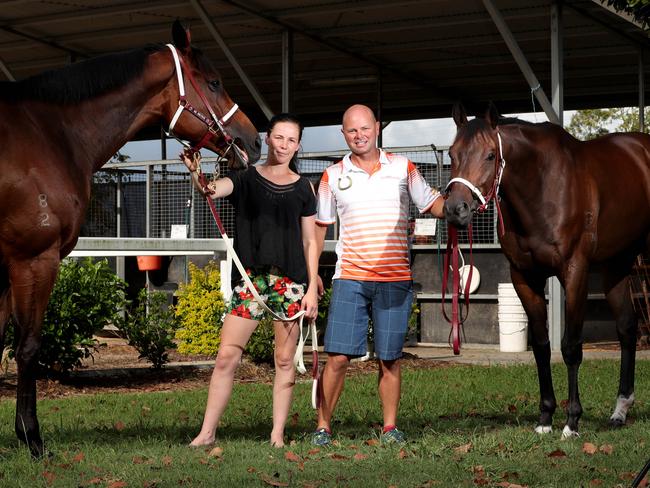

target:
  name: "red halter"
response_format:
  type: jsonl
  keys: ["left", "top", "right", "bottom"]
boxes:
{"left": 165, "top": 44, "right": 240, "bottom": 157}
{"left": 441, "top": 130, "right": 507, "bottom": 354}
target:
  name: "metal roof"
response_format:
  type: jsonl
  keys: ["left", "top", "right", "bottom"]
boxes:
{"left": 1, "top": 0, "right": 649, "bottom": 132}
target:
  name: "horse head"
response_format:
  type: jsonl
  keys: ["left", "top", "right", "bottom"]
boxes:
{"left": 445, "top": 102, "right": 502, "bottom": 228}
{"left": 165, "top": 20, "right": 261, "bottom": 169}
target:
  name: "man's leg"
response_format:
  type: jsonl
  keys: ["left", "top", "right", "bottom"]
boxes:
{"left": 372, "top": 280, "right": 413, "bottom": 436}
{"left": 317, "top": 353, "right": 351, "bottom": 431}
{"left": 378, "top": 358, "right": 401, "bottom": 428}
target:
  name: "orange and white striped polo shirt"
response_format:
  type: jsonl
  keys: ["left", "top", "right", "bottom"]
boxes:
{"left": 316, "top": 149, "right": 437, "bottom": 282}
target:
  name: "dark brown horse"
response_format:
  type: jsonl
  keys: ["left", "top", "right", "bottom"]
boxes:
{"left": 445, "top": 103, "right": 650, "bottom": 437}
{"left": 0, "top": 21, "right": 261, "bottom": 456}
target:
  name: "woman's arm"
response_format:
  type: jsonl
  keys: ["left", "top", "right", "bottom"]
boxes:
{"left": 300, "top": 214, "right": 319, "bottom": 320}
{"left": 180, "top": 151, "right": 234, "bottom": 199}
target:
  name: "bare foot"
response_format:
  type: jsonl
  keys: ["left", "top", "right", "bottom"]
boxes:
{"left": 189, "top": 434, "right": 215, "bottom": 448}
{"left": 270, "top": 438, "right": 285, "bottom": 448}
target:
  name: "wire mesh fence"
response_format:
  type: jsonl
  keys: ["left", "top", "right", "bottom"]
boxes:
{"left": 82, "top": 146, "right": 500, "bottom": 246}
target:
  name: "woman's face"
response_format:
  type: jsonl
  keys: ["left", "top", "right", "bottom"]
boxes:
{"left": 265, "top": 121, "right": 301, "bottom": 165}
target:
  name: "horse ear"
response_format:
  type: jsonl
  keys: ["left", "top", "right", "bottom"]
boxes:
{"left": 485, "top": 102, "right": 500, "bottom": 129}
{"left": 452, "top": 102, "right": 468, "bottom": 128}
{"left": 172, "top": 20, "right": 191, "bottom": 53}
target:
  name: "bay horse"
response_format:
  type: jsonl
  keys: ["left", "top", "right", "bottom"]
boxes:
{"left": 0, "top": 20, "right": 261, "bottom": 457}
{"left": 445, "top": 103, "right": 650, "bottom": 437}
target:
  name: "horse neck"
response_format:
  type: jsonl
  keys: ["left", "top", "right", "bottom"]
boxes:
{"left": 498, "top": 123, "right": 551, "bottom": 232}
{"left": 53, "top": 51, "right": 172, "bottom": 174}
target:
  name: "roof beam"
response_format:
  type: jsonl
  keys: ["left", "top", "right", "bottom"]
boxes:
{"left": 218, "top": 0, "right": 469, "bottom": 107}
{"left": 0, "top": 57, "right": 15, "bottom": 80}
{"left": 190, "top": 0, "right": 274, "bottom": 120}
{"left": 0, "top": 24, "right": 82, "bottom": 57}
{"left": 482, "top": 0, "right": 559, "bottom": 124}
{"left": 566, "top": 2, "right": 650, "bottom": 48}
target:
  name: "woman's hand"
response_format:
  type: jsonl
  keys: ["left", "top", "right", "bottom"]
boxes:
{"left": 300, "top": 287, "right": 319, "bottom": 320}
{"left": 179, "top": 149, "right": 200, "bottom": 173}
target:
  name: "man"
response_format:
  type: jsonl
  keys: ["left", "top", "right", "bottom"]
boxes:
{"left": 312, "top": 104, "right": 445, "bottom": 446}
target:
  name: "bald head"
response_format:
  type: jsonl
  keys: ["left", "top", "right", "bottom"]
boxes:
{"left": 341, "top": 105, "right": 380, "bottom": 158}
{"left": 342, "top": 104, "right": 376, "bottom": 127}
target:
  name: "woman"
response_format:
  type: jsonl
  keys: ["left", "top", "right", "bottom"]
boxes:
{"left": 181, "top": 113, "right": 319, "bottom": 447}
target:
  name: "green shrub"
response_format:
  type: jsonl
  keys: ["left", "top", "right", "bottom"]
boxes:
{"left": 174, "top": 261, "right": 225, "bottom": 355}
{"left": 118, "top": 289, "right": 179, "bottom": 369}
{"left": 174, "top": 261, "right": 276, "bottom": 363}
{"left": 245, "top": 316, "right": 275, "bottom": 364}
{"left": 8, "top": 257, "right": 127, "bottom": 376}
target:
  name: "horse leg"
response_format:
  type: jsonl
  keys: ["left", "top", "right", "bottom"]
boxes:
{"left": 511, "top": 268, "right": 555, "bottom": 433}
{"left": 559, "top": 259, "right": 589, "bottom": 438}
{"left": 603, "top": 257, "right": 638, "bottom": 427}
{"left": 10, "top": 253, "right": 60, "bottom": 458}
{"left": 0, "top": 266, "right": 11, "bottom": 362}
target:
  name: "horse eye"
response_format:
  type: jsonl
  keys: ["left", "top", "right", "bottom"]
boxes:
{"left": 486, "top": 153, "right": 496, "bottom": 161}
{"left": 208, "top": 80, "right": 221, "bottom": 91}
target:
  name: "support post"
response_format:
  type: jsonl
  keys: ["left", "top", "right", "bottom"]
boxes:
{"left": 548, "top": 0, "right": 565, "bottom": 352}
{"left": 0, "top": 58, "right": 15, "bottom": 81}
{"left": 282, "top": 29, "right": 293, "bottom": 113}
{"left": 377, "top": 69, "right": 383, "bottom": 147}
{"left": 191, "top": 0, "right": 274, "bottom": 120}
{"left": 640, "top": 50, "right": 645, "bottom": 132}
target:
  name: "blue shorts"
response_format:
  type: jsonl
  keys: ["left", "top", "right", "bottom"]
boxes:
{"left": 324, "top": 279, "right": 414, "bottom": 361}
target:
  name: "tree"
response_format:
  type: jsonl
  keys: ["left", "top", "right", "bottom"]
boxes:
{"left": 566, "top": 107, "right": 650, "bottom": 140}
{"left": 599, "top": 1, "right": 650, "bottom": 28}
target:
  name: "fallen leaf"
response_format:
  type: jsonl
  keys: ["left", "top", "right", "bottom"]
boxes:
{"left": 598, "top": 444, "right": 613, "bottom": 455}
{"left": 259, "top": 473, "right": 289, "bottom": 487}
{"left": 307, "top": 448, "right": 320, "bottom": 456}
{"left": 472, "top": 465, "right": 486, "bottom": 477}
{"left": 132, "top": 456, "right": 145, "bottom": 464}
{"left": 619, "top": 472, "right": 636, "bottom": 480}
{"left": 353, "top": 453, "right": 368, "bottom": 460}
{"left": 364, "top": 439, "right": 379, "bottom": 447}
{"left": 507, "top": 404, "right": 517, "bottom": 413}
{"left": 247, "top": 466, "right": 257, "bottom": 473}
{"left": 208, "top": 447, "right": 224, "bottom": 458}
{"left": 81, "top": 478, "right": 103, "bottom": 486}
{"left": 107, "top": 482, "right": 127, "bottom": 488}
{"left": 143, "top": 481, "right": 161, "bottom": 488}
{"left": 398, "top": 449, "right": 409, "bottom": 459}
{"left": 161, "top": 455, "right": 172, "bottom": 466}
{"left": 329, "top": 453, "right": 349, "bottom": 460}
{"left": 454, "top": 442, "right": 472, "bottom": 454}
{"left": 582, "top": 442, "right": 598, "bottom": 455}
{"left": 284, "top": 451, "right": 302, "bottom": 463}
{"left": 42, "top": 471, "right": 56, "bottom": 486}
{"left": 589, "top": 480, "right": 603, "bottom": 486}
{"left": 113, "top": 421, "right": 125, "bottom": 431}
{"left": 548, "top": 449, "right": 567, "bottom": 458}
{"left": 290, "top": 412, "right": 300, "bottom": 426}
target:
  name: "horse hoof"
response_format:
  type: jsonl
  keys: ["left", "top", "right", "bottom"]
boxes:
{"left": 534, "top": 425, "right": 552, "bottom": 434}
{"left": 561, "top": 425, "right": 579, "bottom": 439}
{"left": 608, "top": 417, "right": 625, "bottom": 428}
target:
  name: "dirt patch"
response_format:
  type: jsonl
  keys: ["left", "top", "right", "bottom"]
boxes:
{"left": 0, "top": 337, "right": 448, "bottom": 400}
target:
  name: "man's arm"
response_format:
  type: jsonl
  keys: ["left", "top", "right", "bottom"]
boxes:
{"left": 430, "top": 190, "right": 445, "bottom": 219}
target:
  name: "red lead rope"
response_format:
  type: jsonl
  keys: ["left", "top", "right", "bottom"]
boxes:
{"left": 441, "top": 223, "right": 474, "bottom": 355}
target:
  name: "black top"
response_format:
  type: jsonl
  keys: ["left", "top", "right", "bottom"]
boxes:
{"left": 226, "top": 166, "right": 316, "bottom": 285}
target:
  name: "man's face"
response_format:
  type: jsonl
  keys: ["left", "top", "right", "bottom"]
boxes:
{"left": 341, "top": 109, "right": 379, "bottom": 157}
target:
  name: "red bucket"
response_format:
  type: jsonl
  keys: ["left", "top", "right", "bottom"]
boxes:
{"left": 136, "top": 255, "right": 162, "bottom": 271}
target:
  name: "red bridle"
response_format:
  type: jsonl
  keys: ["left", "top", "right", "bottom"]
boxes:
{"left": 441, "top": 130, "right": 507, "bottom": 354}
{"left": 165, "top": 44, "right": 240, "bottom": 157}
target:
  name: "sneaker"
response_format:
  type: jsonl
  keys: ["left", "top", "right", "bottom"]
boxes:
{"left": 311, "top": 428, "right": 332, "bottom": 446}
{"left": 381, "top": 427, "right": 406, "bottom": 444}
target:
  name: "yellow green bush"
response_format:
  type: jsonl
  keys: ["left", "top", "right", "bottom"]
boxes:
{"left": 174, "top": 260, "right": 275, "bottom": 362}
{"left": 174, "top": 261, "right": 225, "bottom": 355}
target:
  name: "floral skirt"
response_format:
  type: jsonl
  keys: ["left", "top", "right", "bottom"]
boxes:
{"left": 226, "top": 266, "right": 306, "bottom": 321}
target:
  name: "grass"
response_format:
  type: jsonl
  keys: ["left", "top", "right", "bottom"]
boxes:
{"left": 0, "top": 360, "right": 649, "bottom": 487}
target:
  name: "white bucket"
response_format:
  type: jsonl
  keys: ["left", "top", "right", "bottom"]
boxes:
{"left": 499, "top": 320, "right": 528, "bottom": 352}
{"left": 497, "top": 283, "right": 527, "bottom": 352}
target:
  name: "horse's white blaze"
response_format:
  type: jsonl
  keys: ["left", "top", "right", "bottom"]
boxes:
{"left": 561, "top": 425, "right": 579, "bottom": 439}
{"left": 534, "top": 425, "right": 552, "bottom": 434}
{"left": 610, "top": 393, "right": 635, "bottom": 423}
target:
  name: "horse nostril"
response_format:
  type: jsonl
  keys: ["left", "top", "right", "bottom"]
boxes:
{"left": 456, "top": 201, "right": 469, "bottom": 215}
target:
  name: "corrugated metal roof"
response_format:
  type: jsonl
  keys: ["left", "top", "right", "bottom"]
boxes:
{"left": 1, "top": 0, "right": 648, "bottom": 132}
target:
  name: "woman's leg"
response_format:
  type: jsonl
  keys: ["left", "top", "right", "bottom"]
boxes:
{"left": 270, "top": 319, "right": 300, "bottom": 447}
{"left": 190, "top": 314, "right": 258, "bottom": 446}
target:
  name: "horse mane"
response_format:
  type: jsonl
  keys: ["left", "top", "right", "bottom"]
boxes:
{"left": 0, "top": 44, "right": 164, "bottom": 104}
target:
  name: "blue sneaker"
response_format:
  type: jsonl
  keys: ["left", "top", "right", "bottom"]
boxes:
{"left": 311, "top": 428, "right": 332, "bottom": 446}
{"left": 381, "top": 427, "right": 406, "bottom": 444}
